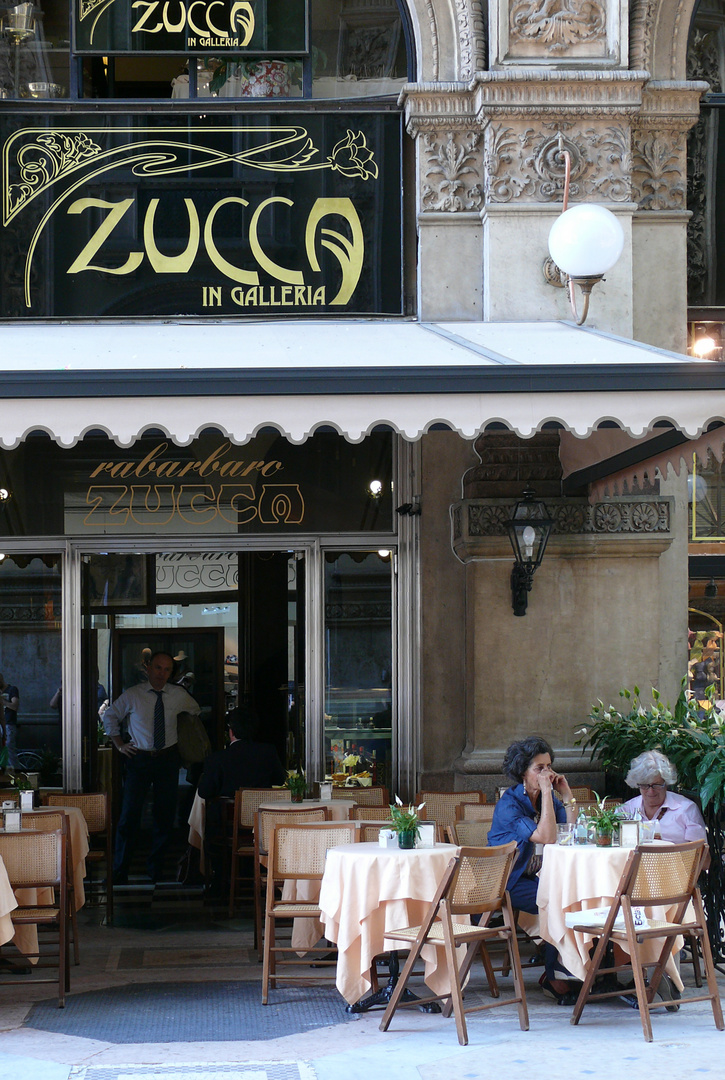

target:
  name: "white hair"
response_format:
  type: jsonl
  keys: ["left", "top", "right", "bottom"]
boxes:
{"left": 625, "top": 750, "right": 677, "bottom": 788}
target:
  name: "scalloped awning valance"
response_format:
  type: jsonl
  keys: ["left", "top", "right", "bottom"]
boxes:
{"left": 0, "top": 319, "right": 723, "bottom": 448}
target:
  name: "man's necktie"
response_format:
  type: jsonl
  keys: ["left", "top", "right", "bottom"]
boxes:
{"left": 153, "top": 690, "right": 165, "bottom": 749}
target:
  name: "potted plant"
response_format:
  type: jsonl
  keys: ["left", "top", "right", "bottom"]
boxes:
{"left": 286, "top": 770, "right": 306, "bottom": 803}
{"left": 587, "top": 792, "right": 622, "bottom": 847}
{"left": 389, "top": 795, "right": 425, "bottom": 849}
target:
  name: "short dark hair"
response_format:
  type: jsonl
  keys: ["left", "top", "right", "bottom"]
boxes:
{"left": 502, "top": 736, "right": 554, "bottom": 784}
{"left": 227, "top": 705, "right": 260, "bottom": 742}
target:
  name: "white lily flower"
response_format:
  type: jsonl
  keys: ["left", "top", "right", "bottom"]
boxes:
{"left": 395, "top": 795, "right": 403, "bottom": 806}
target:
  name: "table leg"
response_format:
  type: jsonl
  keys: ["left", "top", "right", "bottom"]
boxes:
{"left": 345, "top": 951, "right": 442, "bottom": 1014}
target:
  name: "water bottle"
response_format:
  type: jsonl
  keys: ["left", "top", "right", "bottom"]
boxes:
{"left": 575, "top": 809, "right": 589, "bottom": 845}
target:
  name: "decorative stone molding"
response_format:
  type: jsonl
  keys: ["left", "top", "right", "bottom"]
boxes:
{"left": 629, "top": 0, "right": 656, "bottom": 73}
{"left": 457, "top": 0, "right": 487, "bottom": 81}
{"left": 421, "top": 130, "right": 485, "bottom": 211}
{"left": 489, "top": 0, "right": 628, "bottom": 68}
{"left": 471, "top": 69, "right": 649, "bottom": 116}
{"left": 485, "top": 121, "right": 631, "bottom": 203}
{"left": 451, "top": 496, "right": 674, "bottom": 560}
{"left": 510, "top": 0, "right": 606, "bottom": 52}
{"left": 632, "top": 81, "right": 707, "bottom": 212}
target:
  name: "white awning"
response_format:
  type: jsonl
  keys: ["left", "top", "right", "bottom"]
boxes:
{"left": 1, "top": 319, "right": 722, "bottom": 447}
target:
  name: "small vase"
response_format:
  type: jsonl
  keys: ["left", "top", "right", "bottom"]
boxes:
{"left": 291, "top": 791, "right": 304, "bottom": 804}
{"left": 398, "top": 829, "right": 416, "bottom": 849}
{"left": 596, "top": 831, "right": 612, "bottom": 847}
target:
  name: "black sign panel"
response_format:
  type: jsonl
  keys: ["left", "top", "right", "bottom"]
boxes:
{"left": 74, "top": 0, "right": 307, "bottom": 55}
{"left": 0, "top": 111, "right": 403, "bottom": 319}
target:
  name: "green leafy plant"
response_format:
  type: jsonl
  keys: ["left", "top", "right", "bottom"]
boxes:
{"left": 389, "top": 795, "right": 424, "bottom": 837}
{"left": 10, "top": 771, "right": 32, "bottom": 791}
{"left": 585, "top": 793, "right": 622, "bottom": 835}
{"left": 577, "top": 681, "right": 725, "bottom": 958}
{"left": 38, "top": 746, "right": 61, "bottom": 787}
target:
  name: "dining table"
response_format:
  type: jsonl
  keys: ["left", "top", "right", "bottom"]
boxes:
{"left": 317, "top": 840, "right": 461, "bottom": 1009}
{"left": 537, "top": 840, "right": 684, "bottom": 989}
{"left": 0, "top": 854, "right": 18, "bottom": 948}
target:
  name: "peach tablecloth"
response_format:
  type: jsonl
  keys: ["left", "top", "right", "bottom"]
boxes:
{"left": 0, "top": 855, "right": 17, "bottom": 946}
{"left": 537, "top": 842, "right": 684, "bottom": 988}
{"left": 318, "top": 841, "right": 460, "bottom": 1005}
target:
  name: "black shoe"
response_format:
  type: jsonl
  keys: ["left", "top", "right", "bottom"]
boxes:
{"left": 0, "top": 956, "right": 31, "bottom": 975}
{"left": 656, "top": 973, "right": 681, "bottom": 1013}
{"left": 539, "top": 974, "right": 581, "bottom": 1006}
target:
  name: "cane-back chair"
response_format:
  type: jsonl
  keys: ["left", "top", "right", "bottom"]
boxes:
{"left": 331, "top": 786, "right": 389, "bottom": 806}
{"left": 228, "top": 787, "right": 291, "bottom": 917}
{"left": 43, "top": 792, "right": 112, "bottom": 924}
{"left": 262, "top": 820, "right": 359, "bottom": 1002}
{"left": 254, "top": 804, "right": 329, "bottom": 959}
{"left": 569, "top": 840, "right": 723, "bottom": 1042}
{"left": 379, "top": 842, "right": 528, "bottom": 1045}
{"left": 0, "top": 827, "right": 69, "bottom": 1006}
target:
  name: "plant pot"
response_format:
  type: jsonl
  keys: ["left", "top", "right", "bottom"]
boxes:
{"left": 397, "top": 829, "right": 416, "bottom": 849}
{"left": 595, "top": 831, "right": 613, "bottom": 847}
{"left": 291, "top": 791, "right": 304, "bottom": 804}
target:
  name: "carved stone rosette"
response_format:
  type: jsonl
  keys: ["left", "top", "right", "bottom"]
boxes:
{"left": 451, "top": 496, "right": 673, "bottom": 561}
{"left": 484, "top": 121, "right": 631, "bottom": 203}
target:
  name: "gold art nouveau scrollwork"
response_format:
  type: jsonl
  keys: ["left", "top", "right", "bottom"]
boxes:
{"left": 2, "top": 126, "right": 378, "bottom": 306}
{"left": 509, "top": 0, "right": 606, "bottom": 50}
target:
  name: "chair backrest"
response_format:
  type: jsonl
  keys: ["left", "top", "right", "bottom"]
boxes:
{"left": 447, "top": 820, "right": 493, "bottom": 847}
{"left": 269, "top": 820, "right": 359, "bottom": 880}
{"left": 627, "top": 840, "right": 705, "bottom": 907}
{"left": 447, "top": 842, "right": 518, "bottom": 916}
{"left": 331, "top": 786, "right": 389, "bottom": 806}
{"left": 569, "top": 786, "right": 595, "bottom": 802}
{"left": 415, "top": 790, "right": 484, "bottom": 827}
{"left": 352, "top": 805, "right": 394, "bottom": 821}
{"left": 0, "top": 791, "right": 19, "bottom": 806}
{"left": 22, "top": 811, "right": 66, "bottom": 833}
{"left": 256, "top": 805, "right": 329, "bottom": 855}
{"left": 358, "top": 821, "right": 394, "bottom": 842}
{"left": 0, "top": 827, "right": 65, "bottom": 889}
{"left": 239, "top": 787, "right": 291, "bottom": 828}
{"left": 455, "top": 803, "right": 495, "bottom": 823}
{"left": 44, "top": 792, "right": 109, "bottom": 834}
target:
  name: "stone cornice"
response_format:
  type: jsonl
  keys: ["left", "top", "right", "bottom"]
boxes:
{"left": 636, "top": 79, "right": 710, "bottom": 131}
{"left": 451, "top": 496, "right": 674, "bottom": 561}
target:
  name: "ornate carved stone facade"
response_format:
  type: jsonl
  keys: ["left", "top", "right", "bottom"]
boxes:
{"left": 421, "top": 130, "right": 485, "bottom": 210}
{"left": 484, "top": 121, "right": 631, "bottom": 203}
{"left": 457, "top": 0, "right": 487, "bottom": 80}
{"left": 509, "top": 0, "right": 606, "bottom": 52}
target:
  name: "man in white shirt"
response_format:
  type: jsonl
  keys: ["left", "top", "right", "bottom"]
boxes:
{"left": 104, "top": 650, "right": 200, "bottom": 884}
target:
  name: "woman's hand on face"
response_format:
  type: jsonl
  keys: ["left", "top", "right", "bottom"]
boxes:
{"left": 551, "top": 772, "right": 572, "bottom": 800}
{"left": 537, "top": 768, "right": 554, "bottom": 795}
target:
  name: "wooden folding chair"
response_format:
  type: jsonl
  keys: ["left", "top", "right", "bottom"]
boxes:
{"left": 254, "top": 804, "right": 329, "bottom": 960}
{"left": 331, "top": 785, "right": 389, "bottom": 806}
{"left": 455, "top": 803, "right": 495, "bottom": 825}
{"left": 23, "top": 811, "right": 80, "bottom": 965}
{"left": 415, "top": 791, "right": 485, "bottom": 841}
{"left": 0, "top": 828, "right": 69, "bottom": 1007}
{"left": 43, "top": 792, "right": 112, "bottom": 924}
{"left": 262, "top": 820, "right": 360, "bottom": 1002}
{"left": 229, "top": 788, "right": 291, "bottom": 917}
{"left": 447, "top": 820, "right": 492, "bottom": 847}
{"left": 379, "top": 842, "right": 528, "bottom": 1045}
{"left": 569, "top": 840, "right": 724, "bottom": 1042}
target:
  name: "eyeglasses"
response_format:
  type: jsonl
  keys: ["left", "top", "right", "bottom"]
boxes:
{"left": 639, "top": 783, "right": 666, "bottom": 791}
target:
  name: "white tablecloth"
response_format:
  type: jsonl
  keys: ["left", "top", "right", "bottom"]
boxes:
{"left": 318, "top": 841, "right": 460, "bottom": 1005}
{"left": 0, "top": 855, "right": 17, "bottom": 946}
{"left": 537, "top": 842, "right": 684, "bottom": 988}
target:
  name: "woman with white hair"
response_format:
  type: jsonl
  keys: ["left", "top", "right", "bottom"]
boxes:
{"left": 621, "top": 750, "right": 707, "bottom": 843}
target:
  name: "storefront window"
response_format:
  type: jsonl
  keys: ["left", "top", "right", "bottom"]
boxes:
{"left": 0, "top": 0, "right": 409, "bottom": 99}
{"left": 0, "top": 553, "right": 63, "bottom": 784}
{"left": 324, "top": 549, "right": 392, "bottom": 791}
{"left": 0, "top": 430, "right": 394, "bottom": 537}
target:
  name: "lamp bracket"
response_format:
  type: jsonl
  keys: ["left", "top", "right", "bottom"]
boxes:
{"left": 511, "top": 562, "right": 535, "bottom": 617}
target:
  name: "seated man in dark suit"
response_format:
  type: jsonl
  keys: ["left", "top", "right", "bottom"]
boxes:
{"left": 197, "top": 706, "right": 287, "bottom": 892}
{"left": 198, "top": 706, "right": 287, "bottom": 800}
